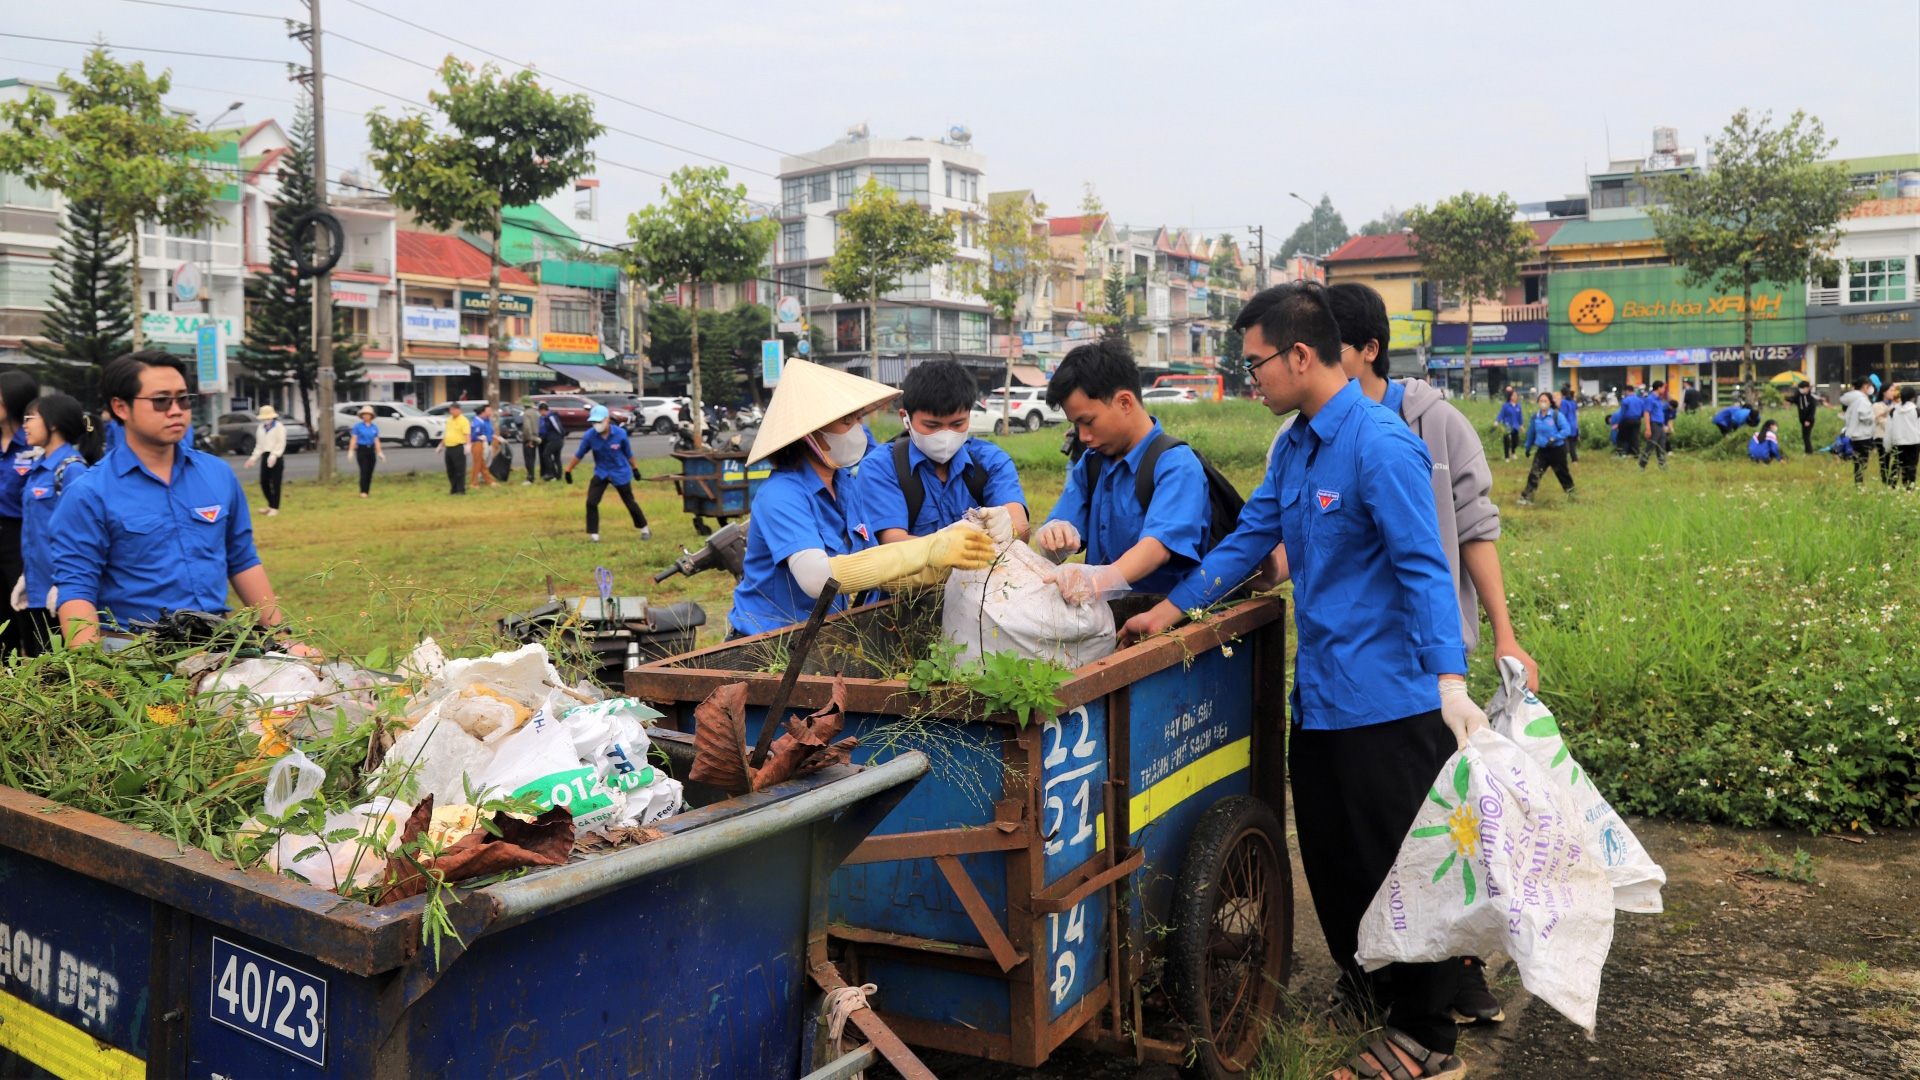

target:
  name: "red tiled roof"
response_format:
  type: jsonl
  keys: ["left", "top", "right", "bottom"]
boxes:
{"left": 1325, "top": 233, "right": 1416, "bottom": 262}
{"left": 396, "top": 230, "right": 534, "bottom": 285}
{"left": 1048, "top": 214, "right": 1107, "bottom": 237}
{"left": 245, "top": 146, "right": 287, "bottom": 185}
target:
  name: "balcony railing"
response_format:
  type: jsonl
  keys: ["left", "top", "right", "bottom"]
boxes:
{"left": 337, "top": 255, "right": 392, "bottom": 277}
{"left": 1807, "top": 285, "right": 1841, "bottom": 306}
{"left": 1500, "top": 302, "right": 1548, "bottom": 322}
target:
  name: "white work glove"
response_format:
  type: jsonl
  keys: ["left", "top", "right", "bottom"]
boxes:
{"left": 1033, "top": 520, "right": 1082, "bottom": 564}
{"left": 972, "top": 506, "right": 1014, "bottom": 545}
{"left": 8, "top": 575, "right": 25, "bottom": 613}
{"left": 1045, "top": 563, "right": 1131, "bottom": 607}
{"left": 1438, "top": 678, "right": 1488, "bottom": 750}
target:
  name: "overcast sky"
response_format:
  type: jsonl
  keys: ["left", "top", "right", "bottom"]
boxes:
{"left": 7, "top": 0, "right": 1917, "bottom": 251}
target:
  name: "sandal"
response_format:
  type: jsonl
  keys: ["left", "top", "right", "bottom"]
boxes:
{"left": 1327, "top": 1028, "right": 1465, "bottom": 1080}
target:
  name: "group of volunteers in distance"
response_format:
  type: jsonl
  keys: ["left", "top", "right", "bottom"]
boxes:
{"left": 731, "top": 279, "right": 1539, "bottom": 1079}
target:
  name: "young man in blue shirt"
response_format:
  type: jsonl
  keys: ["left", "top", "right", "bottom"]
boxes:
{"left": 49, "top": 351, "right": 295, "bottom": 648}
{"left": 1123, "top": 283, "right": 1478, "bottom": 1079}
{"left": 565, "top": 405, "right": 649, "bottom": 542}
{"left": 857, "top": 359, "right": 1026, "bottom": 545}
{"left": 1615, "top": 383, "right": 1648, "bottom": 460}
{"left": 536, "top": 401, "right": 567, "bottom": 481}
{"left": 1638, "top": 379, "right": 1672, "bottom": 469}
{"left": 1033, "top": 339, "right": 1211, "bottom": 604}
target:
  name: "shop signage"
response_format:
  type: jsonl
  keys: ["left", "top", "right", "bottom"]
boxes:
{"left": 1560, "top": 347, "right": 1710, "bottom": 368}
{"left": 1388, "top": 311, "right": 1432, "bottom": 351}
{"left": 140, "top": 313, "right": 238, "bottom": 344}
{"left": 331, "top": 283, "right": 378, "bottom": 309}
{"left": 457, "top": 290, "right": 534, "bottom": 317}
{"left": 762, "top": 340, "right": 784, "bottom": 385}
{"left": 409, "top": 362, "right": 469, "bottom": 377}
{"left": 460, "top": 333, "right": 491, "bottom": 350}
{"left": 540, "top": 332, "right": 600, "bottom": 353}
{"left": 1703, "top": 344, "right": 1804, "bottom": 364}
{"left": 1549, "top": 267, "right": 1804, "bottom": 353}
{"left": 402, "top": 305, "right": 460, "bottom": 344}
{"left": 1841, "top": 310, "right": 1913, "bottom": 326}
{"left": 509, "top": 337, "right": 537, "bottom": 352}
{"left": 1432, "top": 321, "right": 1548, "bottom": 349}
{"left": 363, "top": 366, "right": 410, "bottom": 382}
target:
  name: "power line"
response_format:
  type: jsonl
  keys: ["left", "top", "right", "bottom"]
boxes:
{"left": 0, "top": 32, "right": 286, "bottom": 65}
{"left": 113, "top": 0, "right": 286, "bottom": 20}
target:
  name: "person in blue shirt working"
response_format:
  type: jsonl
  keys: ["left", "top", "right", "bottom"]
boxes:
{"left": 350, "top": 406, "right": 385, "bottom": 497}
{"left": 1638, "top": 379, "right": 1673, "bottom": 469}
{"left": 1495, "top": 389, "right": 1523, "bottom": 461}
{"left": 1554, "top": 388, "right": 1580, "bottom": 462}
{"left": 469, "top": 403, "right": 501, "bottom": 489}
{"left": 858, "top": 359, "right": 1026, "bottom": 545}
{"left": 1712, "top": 402, "right": 1759, "bottom": 435}
{"left": 1121, "top": 283, "right": 1477, "bottom": 1080}
{"left": 1615, "top": 383, "right": 1648, "bottom": 461}
{"left": 1749, "top": 419, "right": 1785, "bottom": 464}
{"left": 1031, "top": 339, "right": 1211, "bottom": 603}
{"left": 0, "top": 370, "right": 38, "bottom": 653}
{"left": 565, "top": 405, "right": 650, "bottom": 543}
{"left": 12, "top": 393, "right": 99, "bottom": 655}
{"left": 49, "top": 351, "right": 297, "bottom": 649}
{"left": 1518, "top": 391, "right": 1576, "bottom": 505}
{"left": 536, "top": 402, "right": 567, "bottom": 481}
{"left": 729, "top": 359, "right": 993, "bottom": 639}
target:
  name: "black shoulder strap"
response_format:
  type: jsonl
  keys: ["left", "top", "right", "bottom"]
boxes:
{"left": 52, "top": 455, "right": 81, "bottom": 496}
{"left": 1132, "top": 431, "right": 1183, "bottom": 512}
{"left": 963, "top": 460, "right": 988, "bottom": 508}
{"left": 891, "top": 437, "right": 925, "bottom": 529}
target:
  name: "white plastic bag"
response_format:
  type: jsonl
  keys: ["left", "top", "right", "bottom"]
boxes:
{"left": 263, "top": 749, "right": 325, "bottom": 817}
{"left": 383, "top": 717, "right": 496, "bottom": 806}
{"left": 943, "top": 539, "right": 1115, "bottom": 667}
{"left": 471, "top": 702, "right": 654, "bottom": 833}
{"left": 1485, "top": 657, "right": 1667, "bottom": 914}
{"left": 1356, "top": 728, "right": 1615, "bottom": 1034}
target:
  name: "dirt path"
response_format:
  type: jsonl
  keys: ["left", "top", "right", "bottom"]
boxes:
{"left": 880, "top": 815, "right": 1920, "bottom": 1079}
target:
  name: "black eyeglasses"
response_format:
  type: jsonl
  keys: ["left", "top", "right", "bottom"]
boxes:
{"left": 130, "top": 393, "right": 198, "bottom": 413}
{"left": 1241, "top": 345, "right": 1291, "bottom": 376}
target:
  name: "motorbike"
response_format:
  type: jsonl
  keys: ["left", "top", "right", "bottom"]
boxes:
{"left": 672, "top": 419, "right": 721, "bottom": 452}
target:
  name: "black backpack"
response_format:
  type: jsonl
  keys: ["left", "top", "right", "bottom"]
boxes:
{"left": 891, "top": 436, "right": 987, "bottom": 530}
{"left": 1086, "top": 431, "right": 1244, "bottom": 550}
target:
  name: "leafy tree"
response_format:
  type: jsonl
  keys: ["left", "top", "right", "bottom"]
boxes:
{"left": 646, "top": 302, "right": 773, "bottom": 405}
{"left": 626, "top": 166, "right": 777, "bottom": 447}
{"left": 1648, "top": 109, "right": 1858, "bottom": 395}
{"left": 1357, "top": 206, "right": 1408, "bottom": 236}
{"left": 822, "top": 177, "right": 957, "bottom": 374}
{"left": 972, "top": 192, "right": 1058, "bottom": 431}
{"left": 1277, "top": 194, "right": 1350, "bottom": 261}
{"left": 367, "top": 57, "right": 602, "bottom": 410}
{"left": 0, "top": 49, "right": 221, "bottom": 350}
{"left": 24, "top": 197, "right": 132, "bottom": 399}
{"left": 240, "top": 103, "right": 361, "bottom": 428}
{"left": 1406, "top": 192, "right": 1535, "bottom": 369}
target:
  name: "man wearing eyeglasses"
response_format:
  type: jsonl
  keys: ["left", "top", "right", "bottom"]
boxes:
{"left": 1122, "top": 283, "right": 1475, "bottom": 1079}
{"left": 48, "top": 351, "right": 293, "bottom": 648}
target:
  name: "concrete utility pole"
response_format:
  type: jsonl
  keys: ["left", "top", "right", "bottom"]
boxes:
{"left": 1248, "top": 225, "right": 1265, "bottom": 290}
{"left": 308, "top": 0, "right": 337, "bottom": 481}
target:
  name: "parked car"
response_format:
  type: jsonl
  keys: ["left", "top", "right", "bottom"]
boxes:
{"left": 1142, "top": 387, "right": 1200, "bottom": 405}
{"left": 966, "top": 400, "right": 1005, "bottom": 436}
{"left": 980, "top": 387, "right": 1065, "bottom": 431}
{"left": 425, "top": 400, "right": 526, "bottom": 441}
{"left": 526, "top": 393, "right": 631, "bottom": 432}
{"left": 213, "top": 412, "right": 312, "bottom": 456}
{"left": 331, "top": 401, "right": 445, "bottom": 448}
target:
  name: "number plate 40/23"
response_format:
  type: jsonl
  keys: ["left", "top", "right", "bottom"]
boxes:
{"left": 210, "top": 936, "right": 328, "bottom": 1066}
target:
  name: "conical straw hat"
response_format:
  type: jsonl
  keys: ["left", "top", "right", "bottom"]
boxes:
{"left": 746, "top": 359, "right": 897, "bottom": 465}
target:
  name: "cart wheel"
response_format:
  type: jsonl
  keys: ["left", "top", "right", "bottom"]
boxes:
{"left": 1169, "top": 795, "right": 1292, "bottom": 1079}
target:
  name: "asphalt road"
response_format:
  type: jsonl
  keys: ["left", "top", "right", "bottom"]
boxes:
{"left": 211, "top": 431, "right": 692, "bottom": 482}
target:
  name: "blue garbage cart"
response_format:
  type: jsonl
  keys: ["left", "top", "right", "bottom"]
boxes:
{"left": 0, "top": 749, "right": 931, "bottom": 1080}
{"left": 629, "top": 593, "right": 1292, "bottom": 1077}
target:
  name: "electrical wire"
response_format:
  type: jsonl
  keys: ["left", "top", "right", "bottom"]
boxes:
{"left": 112, "top": 0, "right": 286, "bottom": 20}
{"left": 0, "top": 32, "right": 287, "bottom": 64}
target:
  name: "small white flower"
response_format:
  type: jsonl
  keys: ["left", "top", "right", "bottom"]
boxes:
{"left": 1219, "top": 645, "right": 1233, "bottom": 658}
{"left": 1698, "top": 779, "right": 1710, "bottom": 787}
{"left": 1628, "top": 741, "right": 1640, "bottom": 750}
{"left": 1783, "top": 750, "right": 1794, "bottom": 760}
{"left": 1765, "top": 787, "right": 1776, "bottom": 799}
{"left": 1558, "top": 603, "right": 1570, "bottom": 610}
{"left": 1827, "top": 743, "right": 1838, "bottom": 754}
{"left": 1806, "top": 791, "right": 1820, "bottom": 803}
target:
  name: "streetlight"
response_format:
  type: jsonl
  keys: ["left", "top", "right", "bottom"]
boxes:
{"left": 1288, "top": 192, "right": 1318, "bottom": 266}
{"left": 201, "top": 101, "right": 244, "bottom": 132}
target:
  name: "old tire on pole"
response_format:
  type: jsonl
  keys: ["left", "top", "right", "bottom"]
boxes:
{"left": 289, "top": 210, "right": 345, "bottom": 279}
{"left": 1169, "top": 794, "right": 1292, "bottom": 1079}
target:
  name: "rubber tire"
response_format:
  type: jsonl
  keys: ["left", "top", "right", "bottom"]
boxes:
{"left": 653, "top": 416, "right": 674, "bottom": 434}
{"left": 235, "top": 436, "right": 254, "bottom": 457}
{"left": 336, "top": 430, "right": 352, "bottom": 450}
{"left": 1025, "top": 411, "right": 1043, "bottom": 432}
{"left": 1169, "top": 795, "right": 1292, "bottom": 1080}
{"left": 403, "top": 427, "right": 428, "bottom": 448}
{"left": 993, "top": 419, "right": 1008, "bottom": 435}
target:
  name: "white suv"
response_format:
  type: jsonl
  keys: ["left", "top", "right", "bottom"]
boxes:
{"left": 334, "top": 401, "right": 446, "bottom": 448}
{"left": 979, "top": 387, "right": 1065, "bottom": 432}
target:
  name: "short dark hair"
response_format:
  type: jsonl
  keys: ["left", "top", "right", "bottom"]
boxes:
{"left": 476, "top": 403, "right": 491, "bottom": 415}
{"left": 899, "top": 359, "right": 978, "bottom": 417}
{"left": 449, "top": 401, "right": 464, "bottom": 411}
{"left": 1651, "top": 380, "right": 1666, "bottom": 392}
{"left": 1798, "top": 380, "right": 1811, "bottom": 389}
{"left": 537, "top": 401, "right": 550, "bottom": 411}
{"left": 99, "top": 350, "right": 188, "bottom": 409}
{"left": 1855, "top": 377, "right": 1874, "bottom": 390}
{"left": 1903, "top": 385, "right": 1919, "bottom": 405}
{"left": 1324, "top": 282, "right": 1390, "bottom": 378}
{"left": 1046, "top": 338, "right": 1140, "bottom": 409}
{"left": 1234, "top": 282, "right": 1342, "bottom": 369}
{"left": 0, "top": 369, "right": 40, "bottom": 427}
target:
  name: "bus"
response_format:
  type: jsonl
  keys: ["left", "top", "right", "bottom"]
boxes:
{"left": 1152, "top": 373, "right": 1224, "bottom": 402}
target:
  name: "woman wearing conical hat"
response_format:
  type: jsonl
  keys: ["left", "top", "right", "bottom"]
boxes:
{"left": 728, "top": 360, "right": 994, "bottom": 638}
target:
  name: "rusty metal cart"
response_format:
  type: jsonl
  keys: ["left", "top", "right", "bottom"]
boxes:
{"left": 628, "top": 593, "right": 1292, "bottom": 1077}
{"left": 642, "top": 448, "right": 768, "bottom": 536}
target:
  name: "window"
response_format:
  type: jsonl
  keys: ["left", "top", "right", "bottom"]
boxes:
{"left": 782, "top": 221, "right": 806, "bottom": 261}
{"left": 781, "top": 177, "right": 806, "bottom": 216}
{"left": 959, "top": 311, "right": 988, "bottom": 352}
{"left": 870, "top": 164, "right": 929, "bottom": 203}
{"left": 0, "top": 174, "right": 53, "bottom": 209}
{"left": 836, "top": 168, "right": 857, "bottom": 209}
{"left": 550, "top": 298, "right": 595, "bottom": 334}
{"left": 808, "top": 172, "right": 830, "bottom": 203}
{"left": 1848, "top": 257, "right": 1908, "bottom": 303}
{"left": 697, "top": 284, "right": 714, "bottom": 309}
{"left": 938, "top": 308, "right": 960, "bottom": 349}
{"left": 777, "top": 265, "right": 806, "bottom": 300}
{"left": 0, "top": 259, "right": 54, "bottom": 309}
{"left": 885, "top": 271, "right": 931, "bottom": 301}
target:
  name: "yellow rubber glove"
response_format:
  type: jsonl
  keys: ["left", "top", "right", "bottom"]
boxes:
{"left": 828, "top": 523, "right": 996, "bottom": 592}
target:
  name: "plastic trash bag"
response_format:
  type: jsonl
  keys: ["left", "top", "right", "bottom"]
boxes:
{"left": 470, "top": 698, "right": 663, "bottom": 834}
{"left": 1356, "top": 728, "right": 1615, "bottom": 1034}
{"left": 263, "top": 749, "right": 325, "bottom": 816}
{"left": 259, "top": 751, "right": 407, "bottom": 891}
{"left": 382, "top": 717, "right": 496, "bottom": 807}
{"left": 943, "top": 537, "right": 1115, "bottom": 667}
{"left": 1485, "top": 657, "right": 1666, "bottom": 914}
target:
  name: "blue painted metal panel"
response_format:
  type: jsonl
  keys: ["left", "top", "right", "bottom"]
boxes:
{"left": 0, "top": 847, "right": 153, "bottom": 1061}
{"left": 862, "top": 957, "right": 1011, "bottom": 1035}
{"left": 188, "top": 921, "right": 377, "bottom": 1079}
{"left": 1039, "top": 699, "right": 1108, "bottom": 1021}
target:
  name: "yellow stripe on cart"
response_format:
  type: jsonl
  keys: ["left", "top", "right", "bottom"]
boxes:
{"left": 1129, "top": 737, "right": 1251, "bottom": 833}
{"left": 0, "top": 990, "right": 144, "bottom": 1080}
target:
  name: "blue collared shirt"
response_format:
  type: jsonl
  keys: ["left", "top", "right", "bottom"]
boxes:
{"left": 1618, "top": 393, "right": 1647, "bottom": 422}
{"left": 1496, "top": 401, "right": 1524, "bottom": 431}
{"left": 540, "top": 413, "right": 566, "bottom": 442}
{"left": 104, "top": 419, "right": 196, "bottom": 457}
{"left": 1167, "top": 380, "right": 1467, "bottom": 730}
{"left": 470, "top": 417, "right": 495, "bottom": 444}
{"left": 855, "top": 436, "right": 1025, "bottom": 537}
{"left": 1524, "top": 411, "right": 1571, "bottom": 450}
{"left": 351, "top": 421, "right": 380, "bottom": 447}
{"left": 572, "top": 425, "right": 634, "bottom": 484}
{"left": 1042, "top": 419, "right": 1209, "bottom": 596}
{"left": 20, "top": 445, "right": 86, "bottom": 606}
{"left": 0, "top": 427, "right": 29, "bottom": 521}
{"left": 48, "top": 443, "right": 261, "bottom": 627}
{"left": 1558, "top": 397, "right": 1578, "bottom": 429}
{"left": 730, "top": 463, "right": 874, "bottom": 635}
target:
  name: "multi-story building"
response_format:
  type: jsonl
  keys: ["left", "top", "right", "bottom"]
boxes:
{"left": 1322, "top": 233, "right": 1436, "bottom": 379}
{"left": 395, "top": 230, "right": 543, "bottom": 406}
{"left": 774, "top": 125, "right": 995, "bottom": 387}
{"left": 1804, "top": 154, "right": 1920, "bottom": 391}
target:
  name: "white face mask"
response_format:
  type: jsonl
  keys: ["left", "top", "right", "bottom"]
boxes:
{"left": 593, "top": 420, "right": 611, "bottom": 434}
{"left": 910, "top": 427, "right": 968, "bottom": 464}
{"left": 810, "top": 428, "right": 866, "bottom": 469}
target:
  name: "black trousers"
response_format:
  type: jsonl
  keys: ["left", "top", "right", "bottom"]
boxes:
{"left": 540, "top": 440, "right": 565, "bottom": 481}
{"left": 522, "top": 442, "right": 539, "bottom": 482}
{"left": 1501, "top": 429, "right": 1519, "bottom": 460}
{"left": 445, "top": 445, "right": 466, "bottom": 494}
{"left": 355, "top": 445, "right": 378, "bottom": 494}
{"left": 1638, "top": 426, "right": 1668, "bottom": 468}
{"left": 585, "top": 476, "right": 646, "bottom": 533}
{"left": 1899, "top": 444, "right": 1920, "bottom": 488}
{"left": 1616, "top": 418, "right": 1641, "bottom": 457}
{"left": 1852, "top": 437, "right": 1880, "bottom": 484}
{"left": 1799, "top": 417, "right": 1817, "bottom": 454}
{"left": 0, "top": 517, "right": 23, "bottom": 655}
{"left": 1292, "top": 710, "right": 1460, "bottom": 1055}
{"left": 1565, "top": 421, "right": 1579, "bottom": 462}
{"left": 259, "top": 458, "right": 284, "bottom": 510}
{"left": 14, "top": 607, "right": 55, "bottom": 657}
{"left": 1522, "top": 443, "right": 1574, "bottom": 498}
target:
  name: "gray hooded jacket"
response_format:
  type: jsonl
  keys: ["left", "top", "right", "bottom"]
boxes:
{"left": 1272, "top": 378, "right": 1501, "bottom": 651}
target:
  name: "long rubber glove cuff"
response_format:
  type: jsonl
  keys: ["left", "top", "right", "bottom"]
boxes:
{"left": 827, "top": 524, "right": 996, "bottom": 593}
{"left": 1438, "top": 678, "right": 1488, "bottom": 750}
{"left": 1047, "top": 563, "right": 1131, "bottom": 606}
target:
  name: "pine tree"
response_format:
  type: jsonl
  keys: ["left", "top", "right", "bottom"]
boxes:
{"left": 24, "top": 196, "right": 133, "bottom": 401}
{"left": 241, "top": 102, "right": 361, "bottom": 427}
